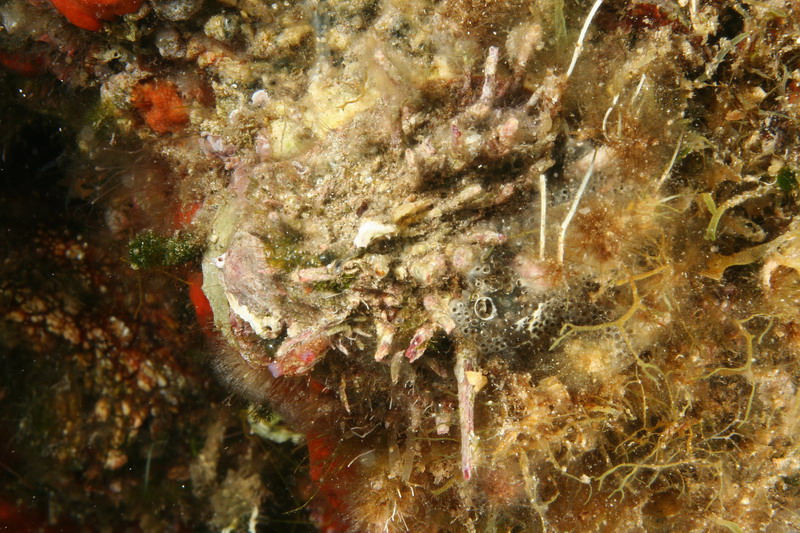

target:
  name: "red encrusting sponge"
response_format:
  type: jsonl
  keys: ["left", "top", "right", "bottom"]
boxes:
{"left": 131, "top": 80, "right": 190, "bottom": 135}
{"left": 50, "top": 0, "right": 143, "bottom": 31}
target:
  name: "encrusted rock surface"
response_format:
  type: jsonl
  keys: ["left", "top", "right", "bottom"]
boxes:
{"left": 2, "top": 0, "right": 800, "bottom": 531}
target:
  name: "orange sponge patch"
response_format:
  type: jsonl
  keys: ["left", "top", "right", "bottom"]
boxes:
{"left": 131, "top": 81, "right": 190, "bottom": 135}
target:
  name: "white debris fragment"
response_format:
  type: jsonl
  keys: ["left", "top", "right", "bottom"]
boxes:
{"left": 465, "top": 370, "right": 488, "bottom": 392}
{"left": 354, "top": 220, "right": 397, "bottom": 248}
{"left": 250, "top": 89, "right": 270, "bottom": 107}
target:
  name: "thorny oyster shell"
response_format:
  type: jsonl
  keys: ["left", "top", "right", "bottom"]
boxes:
{"left": 187, "top": 1, "right": 800, "bottom": 531}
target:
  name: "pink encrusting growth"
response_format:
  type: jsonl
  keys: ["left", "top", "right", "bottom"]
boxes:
{"left": 404, "top": 322, "right": 437, "bottom": 362}
{"left": 267, "top": 330, "right": 331, "bottom": 377}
